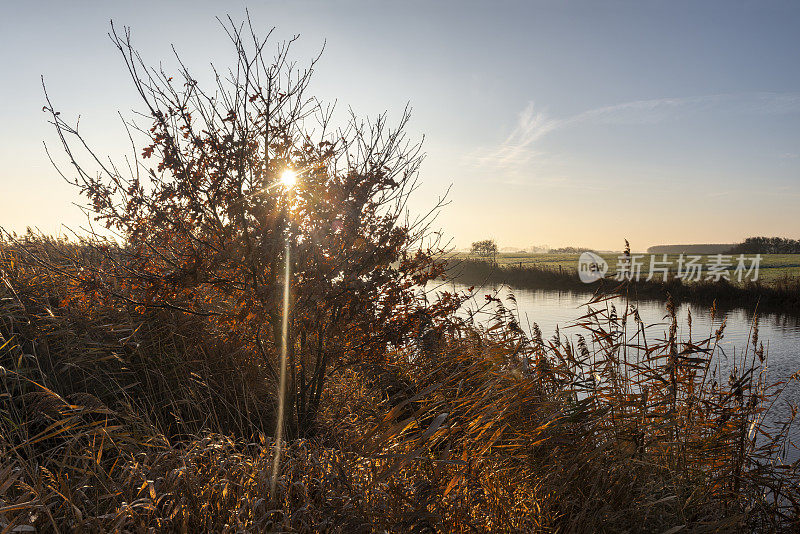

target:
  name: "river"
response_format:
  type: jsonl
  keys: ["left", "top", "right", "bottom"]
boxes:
{"left": 427, "top": 280, "right": 800, "bottom": 459}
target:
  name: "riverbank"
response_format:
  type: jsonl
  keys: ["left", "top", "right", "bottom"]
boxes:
{"left": 455, "top": 252, "right": 800, "bottom": 283}
{"left": 448, "top": 258, "right": 800, "bottom": 314}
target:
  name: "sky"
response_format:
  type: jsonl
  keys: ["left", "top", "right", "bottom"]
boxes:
{"left": 1, "top": 0, "right": 799, "bottom": 251}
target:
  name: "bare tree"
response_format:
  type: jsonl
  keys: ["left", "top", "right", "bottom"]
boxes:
{"left": 471, "top": 239, "right": 498, "bottom": 264}
{"left": 41, "top": 17, "right": 456, "bottom": 437}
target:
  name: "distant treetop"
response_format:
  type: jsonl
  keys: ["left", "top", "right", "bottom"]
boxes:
{"left": 470, "top": 239, "right": 498, "bottom": 262}
{"left": 727, "top": 237, "right": 800, "bottom": 254}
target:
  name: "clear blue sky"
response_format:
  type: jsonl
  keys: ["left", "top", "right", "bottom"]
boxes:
{"left": 2, "top": 0, "right": 799, "bottom": 250}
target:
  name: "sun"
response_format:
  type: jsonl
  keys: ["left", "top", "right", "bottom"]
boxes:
{"left": 280, "top": 168, "right": 297, "bottom": 189}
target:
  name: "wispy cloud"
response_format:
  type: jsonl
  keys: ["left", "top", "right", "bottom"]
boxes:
{"left": 472, "top": 103, "right": 560, "bottom": 169}
{"left": 471, "top": 92, "right": 800, "bottom": 176}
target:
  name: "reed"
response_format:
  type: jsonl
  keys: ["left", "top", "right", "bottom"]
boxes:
{"left": 2, "top": 237, "right": 799, "bottom": 532}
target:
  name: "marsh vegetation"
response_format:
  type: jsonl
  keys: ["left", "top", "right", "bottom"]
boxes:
{"left": 2, "top": 17, "right": 800, "bottom": 533}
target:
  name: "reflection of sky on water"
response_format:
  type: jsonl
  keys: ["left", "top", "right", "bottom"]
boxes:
{"left": 427, "top": 281, "right": 800, "bottom": 460}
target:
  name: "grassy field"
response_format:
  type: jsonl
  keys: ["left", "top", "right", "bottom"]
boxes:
{"left": 453, "top": 252, "right": 800, "bottom": 285}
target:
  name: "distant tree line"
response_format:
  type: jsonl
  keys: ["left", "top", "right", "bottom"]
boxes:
{"left": 549, "top": 246, "right": 594, "bottom": 254}
{"left": 727, "top": 237, "right": 800, "bottom": 254}
{"left": 467, "top": 242, "right": 597, "bottom": 255}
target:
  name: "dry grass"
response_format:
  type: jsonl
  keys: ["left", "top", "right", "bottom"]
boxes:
{"left": 2, "top": 236, "right": 800, "bottom": 532}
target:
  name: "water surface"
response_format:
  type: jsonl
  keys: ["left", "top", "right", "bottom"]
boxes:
{"left": 427, "top": 281, "right": 800, "bottom": 456}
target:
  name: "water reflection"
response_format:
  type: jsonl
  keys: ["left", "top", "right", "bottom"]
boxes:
{"left": 428, "top": 281, "right": 800, "bottom": 457}
{"left": 434, "top": 283, "right": 800, "bottom": 368}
